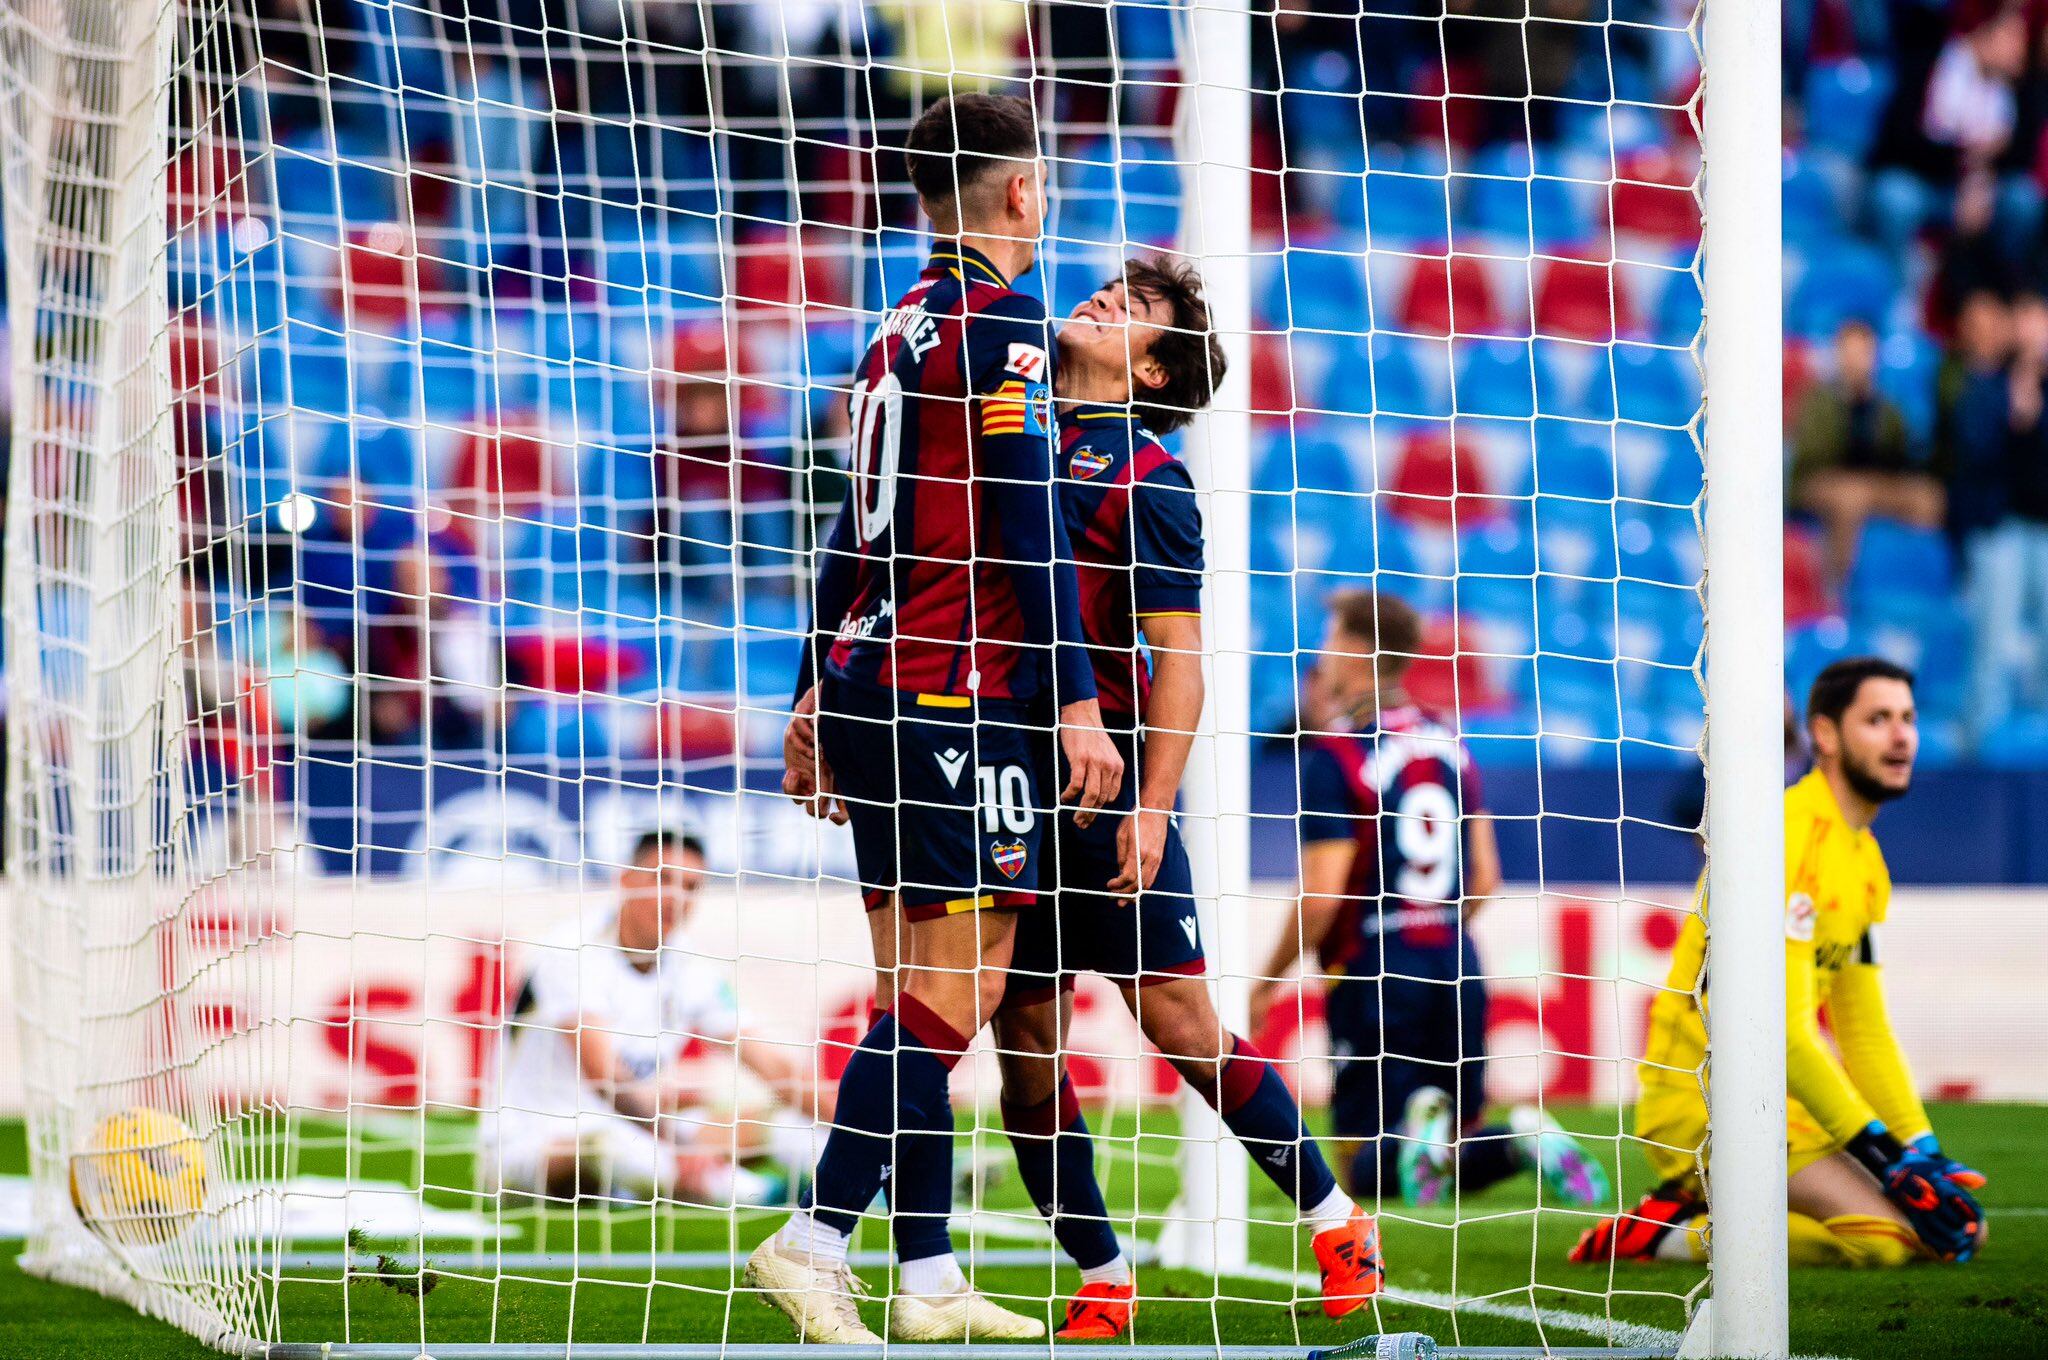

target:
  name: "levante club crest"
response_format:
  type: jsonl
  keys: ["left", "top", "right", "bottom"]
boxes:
{"left": 1070, "top": 445, "right": 1113, "bottom": 479}
{"left": 991, "top": 840, "right": 1029, "bottom": 879}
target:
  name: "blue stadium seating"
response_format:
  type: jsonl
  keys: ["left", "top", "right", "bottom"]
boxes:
{"left": 1264, "top": 246, "right": 1370, "bottom": 333}
{"left": 1614, "top": 344, "right": 1700, "bottom": 427}
{"left": 1803, "top": 59, "right": 1895, "bottom": 160}
{"left": 1453, "top": 339, "right": 1537, "bottom": 420}
{"left": 1786, "top": 240, "right": 1898, "bottom": 339}
{"left": 1533, "top": 421, "right": 1618, "bottom": 500}
{"left": 1847, "top": 518, "right": 1953, "bottom": 611}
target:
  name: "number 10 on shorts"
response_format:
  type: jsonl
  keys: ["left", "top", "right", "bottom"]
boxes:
{"left": 977, "top": 764, "right": 1034, "bottom": 834}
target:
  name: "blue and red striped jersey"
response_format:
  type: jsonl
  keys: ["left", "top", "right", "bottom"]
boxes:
{"left": 1297, "top": 705, "right": 1487, "bottom": 968}
{"left": 809, "top": 245, "right": 1093, "bottom": 704}
{"left": 1058, "top": 406, "right": 1204, "bottom": 720}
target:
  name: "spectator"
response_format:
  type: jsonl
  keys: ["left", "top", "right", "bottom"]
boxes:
{"left": 650, "top": 325, "right": 792, "bottom": 602}
{"left": 1961, "top": 292, "right": 2048, "bottom": 735}
{"left": 366, "top": 512, "right": 497, "bottom": 753}
{"left": 1790, "top": 318, "right": 1943, "bottom": 592}
{"left": 1869, "top": 5, "right": 2034, "bottom": 263}
{"left": 255, "top": 601, "right": 352, "bottom": 747}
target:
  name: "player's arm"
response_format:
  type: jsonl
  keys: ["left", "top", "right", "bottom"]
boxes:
{"left": 1457, "top": 749, "right": 1499, "bottom": 917}
{"left": 1826, "top": 930, "right": 1931, "bottom": 1144}
{"left": 1109, "top": 458, "right": 1206, "bottom": 902}
{"left": 1828, "top": 928, "right": 1983, "bottom": 1189}
{"left": 567, "top": 1018, "right": 662, "bottom": 1124}
{"left": 1461, "top": 815, "right": 1501, "bottom": 919}
{"left": 967, "top": 295, "right": 1121, "bottom": 821}
{"left": 783, "top": 495, "right": 859, "bottom": 819}
{"left": 1249, "top": 745, "right": 1358, "bottom": 1020}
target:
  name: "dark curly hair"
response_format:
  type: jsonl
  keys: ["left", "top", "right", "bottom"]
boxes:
{"left": 1118, "top": 256, "right": 1227, "bottom": 435}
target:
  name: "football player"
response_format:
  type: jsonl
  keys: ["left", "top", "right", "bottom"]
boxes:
{"left": 1570, "top": 658, "right": 1987, "bottom": 1269}
{"left": 485, "top": 830, "right": 824, "bottom": 1206}
{"left": 757, "top": 92, "right": 1122, "bottom": 1342}
{"left": 1252, "top": 591, "right": 1609, "bottom": 1211}
{"left": 989, "top": 259, "right": 1381, "bottom": 1340}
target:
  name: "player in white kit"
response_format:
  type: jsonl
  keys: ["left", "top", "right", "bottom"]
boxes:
{"left": 485, "top": 829, "right": 828, "bottom": 1204}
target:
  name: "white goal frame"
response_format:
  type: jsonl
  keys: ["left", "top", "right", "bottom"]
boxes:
{"left": 0, "top": 0, "right": 1791, "bottom": 1353}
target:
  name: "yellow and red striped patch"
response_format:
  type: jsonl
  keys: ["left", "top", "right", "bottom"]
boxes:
{"left": 981, "top": 379, "right": 1029, "bottom": 436}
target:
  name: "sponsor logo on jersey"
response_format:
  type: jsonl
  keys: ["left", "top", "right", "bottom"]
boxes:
{"left": 935, "top": 747, "right": 969, "bottom": 789}
{"left": 1070, "top": 444, "right": 1114, "bottom": 479}
{"left": 991, "top": 840, "right": 1029, "bottom": 879}
{"left": 1786, "top": 891, "right": 1817, "bottom": 942}
{"left": 1005, "top": 342, "right": 1048, "bottom": 382}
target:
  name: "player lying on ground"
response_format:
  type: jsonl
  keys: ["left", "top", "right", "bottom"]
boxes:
{"left": 1571, "top": 657, "right": 1987, "bottom": 1268}
{"left": 485, "top": 830, "right": 826, "bottom": 1205}
{"left": 755, "top": 92, "right": 1123, "bottom": 1343}
{"left": 964, "top": 257, "right": 1382, "bottom": 1340}
{"left": 1251, "top": 592, "right": 1609, "bottom": 1212}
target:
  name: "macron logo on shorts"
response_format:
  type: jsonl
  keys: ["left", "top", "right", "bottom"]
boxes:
{"left": 1179, "top": 916, "right": 1198, "bottom": 947}
{"left": 936, "top": 748, "right": 969, "bottom": 788}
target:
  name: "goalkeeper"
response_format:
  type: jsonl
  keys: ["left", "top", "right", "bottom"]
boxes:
{"left": 1570, "top": 658, "right": 1987, "bottom": 1269}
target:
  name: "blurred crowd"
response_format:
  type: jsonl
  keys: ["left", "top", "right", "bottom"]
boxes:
{"left": 3, "top": 0, "right": 2046, "bottom": 799}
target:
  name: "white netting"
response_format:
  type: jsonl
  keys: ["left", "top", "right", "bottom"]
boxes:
{"left": 2, "top": 0, "right": 1713, "bottom": 1352}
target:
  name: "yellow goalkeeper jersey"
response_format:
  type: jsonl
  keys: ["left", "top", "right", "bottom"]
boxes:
{"left": 1639, "top": 769, "right": 1931, "bottom": 1146}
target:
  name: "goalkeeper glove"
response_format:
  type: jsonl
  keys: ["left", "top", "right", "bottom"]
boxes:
{"left": 1847, "top": 1123, "right": 1985, "bottom": 1263}
{"left": 1909, "top": 1133, "right": 1987, "bottom": 1189}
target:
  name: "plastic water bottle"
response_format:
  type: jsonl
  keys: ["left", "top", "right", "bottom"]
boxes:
{"left": 1305, "top": 1331, "right": 1438, "bottom": 1360}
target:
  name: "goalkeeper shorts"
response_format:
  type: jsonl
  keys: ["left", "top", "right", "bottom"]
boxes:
{"left": 817, "top": 673, "right": 1043, "bottom": 920}
{"left": 1634, "top": 1079, "right": 1840, "bottom": 1188}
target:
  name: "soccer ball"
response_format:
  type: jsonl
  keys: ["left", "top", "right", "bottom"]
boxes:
{"left": 68, "top": 1106, "right": 208, "bottom": 1245}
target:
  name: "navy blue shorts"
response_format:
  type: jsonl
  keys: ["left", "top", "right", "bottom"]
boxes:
{"left": 1004, "top": 731, "right": 1207, "bottom": 1006}
{"left": 816, "top": 674, "right": 1046, "bottom": 921}
{"left": 1326, "top": 939, "right": 1490, "bottom": 1142}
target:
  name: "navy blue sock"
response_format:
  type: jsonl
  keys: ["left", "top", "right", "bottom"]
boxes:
{"left": 803, "top": 997, "right": 968, "bottom": 1241}
{"left": 1207, "top": 1035, "right": 1340, "bottom": 1213}
{"left": 890, "top": 1084, "right": 958, "bottom": 1264}
{"left": 1456, "top": 1122, "right": 1522, "bottom": 1193}
{"left": 1002, "top": 1075, "right": 1121, "bottom": 1271}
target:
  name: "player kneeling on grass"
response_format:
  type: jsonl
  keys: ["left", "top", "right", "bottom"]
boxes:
{"left": 988, "top": 258, "right": 1382, "bottom": 1341}
{"left": 484, "top": 829, "right": 828, "bottom": 1207}
{"left": 1251, "top": 592, "right": 1610, "bottom": 1214}
{"left": 1571, "top": 658, "right": 1987, "bottom": 1269}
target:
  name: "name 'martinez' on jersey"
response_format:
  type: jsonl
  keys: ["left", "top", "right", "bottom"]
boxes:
{"left": 823, "top": 245, "right": 1061, "bottom": 701}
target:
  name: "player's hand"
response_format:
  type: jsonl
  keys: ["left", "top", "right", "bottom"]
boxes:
{"left": 1057, "top": 699, "right": 1124, "bottom": 828}
{"left": 782, "top": 688, "right": 848, "bottom": 823}
{"left": 1107, "top": 807, "right": 1171, "bottom": 905}
{"left": 1849, "top": 1123, "right": 1986, "bottom": 1262}
{"left": 1911, "top": 1133, "right": 1987, "bottom": 1190}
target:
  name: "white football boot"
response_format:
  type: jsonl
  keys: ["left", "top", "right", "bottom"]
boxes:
{"left": 743, "top": 1233, "right": 881, "bottom": 1343}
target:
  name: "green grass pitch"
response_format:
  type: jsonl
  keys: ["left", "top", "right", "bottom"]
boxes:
{"left": 2, "top": 1103, "right": 2042, "bottom": 1358}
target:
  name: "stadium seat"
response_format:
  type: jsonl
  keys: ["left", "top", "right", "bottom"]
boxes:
{"left": 1533, "top": 421, "right": 1618, "bottom": 500}
{"left": 1266, "top": 246, "right": 1370, "bottom": 334}
{"left": 1785, "top": 240, "right": 1898, "bottom": 340}
{"left": 1781, "top": 151, "right": 1841, "bottom": 250}
{"left": 1452, "top": 338, "right": 1537, "bottom": 419}
{"left": 1614, "top": 344, "right": 1700, "bottom": 427}
{"left": 1611, "top": 147, "right": 1700, "bottom": 245}
{"left": 1405, "top": 614, "right": 1508, "bottom": 713}
{"left": 1453, "top": 144, "right": 1599, "bottom": 248}
{"left": 1389, "top": 427, "right": 1494, "bottom": 527}
{"left": 1400, "top": 252, "right": 1504, "bottom": 337}
{"left": 1258, "top": 428, "right": 1361, "bottom": 495}
{"left": 1358, "top": 167, "right": 1453, "bottom": 246}
{"left": 1536, "top": 496, "right": 1620, "bottom": 582}
{"left": 1614, "top": 425, "right": 1698, "bottom": 504}
{"left": 1847, "top": 517, "right": 1953, "bottom": 609}
{"left": 1784, "top": 524, "right": 1832, "bottom": 624}
{"left": 1615, "top": 577, "right": 1702, "bottom": 666}
{"left": 1351, "top": 332, "right": 1452, "bottom": 419}
{"left": 1803, "top": 59, "right": 1895, "bottom": 160}
{"left": 1877, "top": 328, "right": 1939, "bottom": 444}
{"left": 1534, "top": 339, "right": 1612, "bottom": 421}
{"left": 1618, "top": 503, "right": 1701, "bottom": 588}
{"left": 1534, "top": 257, "right": 1639, "bottom": 341}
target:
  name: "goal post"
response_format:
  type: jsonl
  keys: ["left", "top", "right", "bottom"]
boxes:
{"left": 0, "top": 0, "right": 1793, "bottom": 1354}
{"left": 1165, "top": 0, "right": 1254, "bottom": 1278}
{"left": 1697, "top": 0, "right": 1789, "bottom": 1353}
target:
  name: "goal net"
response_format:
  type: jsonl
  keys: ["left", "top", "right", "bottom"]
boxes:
{"left": 0, "top": 0, "right": 1774, "bottom": 1353}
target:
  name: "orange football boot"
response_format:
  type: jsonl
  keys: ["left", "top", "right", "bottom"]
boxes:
{"left": 1567, "top": 1182, "right": 1704, "bottom": 1264}
{"left": 1056, "top": 1280, "right": 1137, "bottom": 1339}
{"left": 1310, "top": 1210, "right": 1385, "bottom": 1318}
